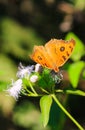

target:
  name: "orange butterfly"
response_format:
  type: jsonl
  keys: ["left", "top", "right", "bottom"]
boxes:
{"left": 31, "top": 39, "right": 75, "bottom": 72}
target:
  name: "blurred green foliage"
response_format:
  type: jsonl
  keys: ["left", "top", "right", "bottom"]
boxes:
{"left": 0, "top": 18, "right": 44, "bottom": 83}
{"left": 13, "top": 101, "right": 44, "bottom": 130}
{"left": 1, "top": 19, "right": 44, "bottom": 59}
{"left": 65, "top": 32, "right": 85, "bottom": 88}
{"left": 68, "top": 61, "right": 85, "bottom": 88}
{"left": 65, "top": 32, "right": 85, "bottom": 61}
{"left": 0, "top": 18, "right": 48, "bottom": 130}
{"left": 0, "top": 18, "right": 45, "bottom": 130}
{"left": 0, "top": 0, "right": 85, "bottom": 130}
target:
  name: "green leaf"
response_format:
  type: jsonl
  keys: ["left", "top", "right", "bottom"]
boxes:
{"left": 37, "top": 68, "right": 55, "bottom": 89}
{"left": 65, "top": 32, "right": 85, "bottom": 61}
{"left": 68, "top": 61, "right": 85, "bottom": 88}
{"left": 40, "top": 95, "right": 52, "bottom": 127}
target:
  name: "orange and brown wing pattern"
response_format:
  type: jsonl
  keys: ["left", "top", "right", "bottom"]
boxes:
{"left": 31, "top": 45, "right": 53, "bottom": 69}
{"left": 31, "top": 39, "right": 75, "bottom": 72}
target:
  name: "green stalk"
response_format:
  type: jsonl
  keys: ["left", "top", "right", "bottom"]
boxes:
{"left": 29, "top": 82, "right": 38, "bottom": 96}
{"left": 51, "top": 94, "right": 84, "bottom": 130}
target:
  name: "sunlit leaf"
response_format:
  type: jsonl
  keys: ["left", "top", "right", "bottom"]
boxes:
{"left": 40, "top": 95, "right": 52, "bottom": 127}
{"left": 68, "top": 61, "right": 85, "bottom": 88}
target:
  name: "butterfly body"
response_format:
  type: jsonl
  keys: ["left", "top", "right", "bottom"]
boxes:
{"left": 31, "top": 39, "right": 75, "bottom": 72}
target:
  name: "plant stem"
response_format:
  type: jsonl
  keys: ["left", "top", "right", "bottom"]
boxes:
{"left": 29, "top": 82, "right": 38, "bottom": 96}
{"left": 51, "top": 94, "right": 84, "bottom": 130}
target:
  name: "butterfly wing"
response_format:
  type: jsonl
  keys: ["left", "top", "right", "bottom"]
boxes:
{"left": 31, "top": 39, "right": 75, "bottom": 72}
{"left": 45, "top": 39, "right": 75, "bottom": 72}
{"left": 54, "top": 39, "right": 75, "bottom": 66}
{"left": 45, "top": 39, "right": 60, "bottom": 72}
{"left": 31, "top": 45, "right": 53, "bottom": 69}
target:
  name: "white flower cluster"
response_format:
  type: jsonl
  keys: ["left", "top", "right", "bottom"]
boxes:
{"left": 7, "top": 63, "right": 42, "bottom": 99}
{"left": 7, "top": 79, "right": 22, "bottom": 99}
{"left": 17, "top": 63, "right": 34, "bottom": 78}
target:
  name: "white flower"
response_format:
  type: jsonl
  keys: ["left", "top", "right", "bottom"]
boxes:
{"left": 7, "top": 79, "right": 22, "bottom": 99}
{"left": 17, "top": 63, "right": 34, "bottom": 78}
{"left": 30, "top": 75, "right": 38, "bottom": 83}
{"left": 34, "top": 64, "right": 42, "bottom": 72}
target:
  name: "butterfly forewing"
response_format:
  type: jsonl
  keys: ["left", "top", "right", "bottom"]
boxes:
{"left": 54, "top": 39, "right": 75, "bottom": 67}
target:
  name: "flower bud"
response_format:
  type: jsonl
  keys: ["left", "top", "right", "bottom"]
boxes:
{"left": 35, "top": 64, "right": 42, "bottom": 72}
{"left": 30, "top": 75, "right": 38, "bottom": 83}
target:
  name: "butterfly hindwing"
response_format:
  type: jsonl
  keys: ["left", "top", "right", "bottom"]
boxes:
{"left": 31, "top": 46, "right": 53, "bottom": 69}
